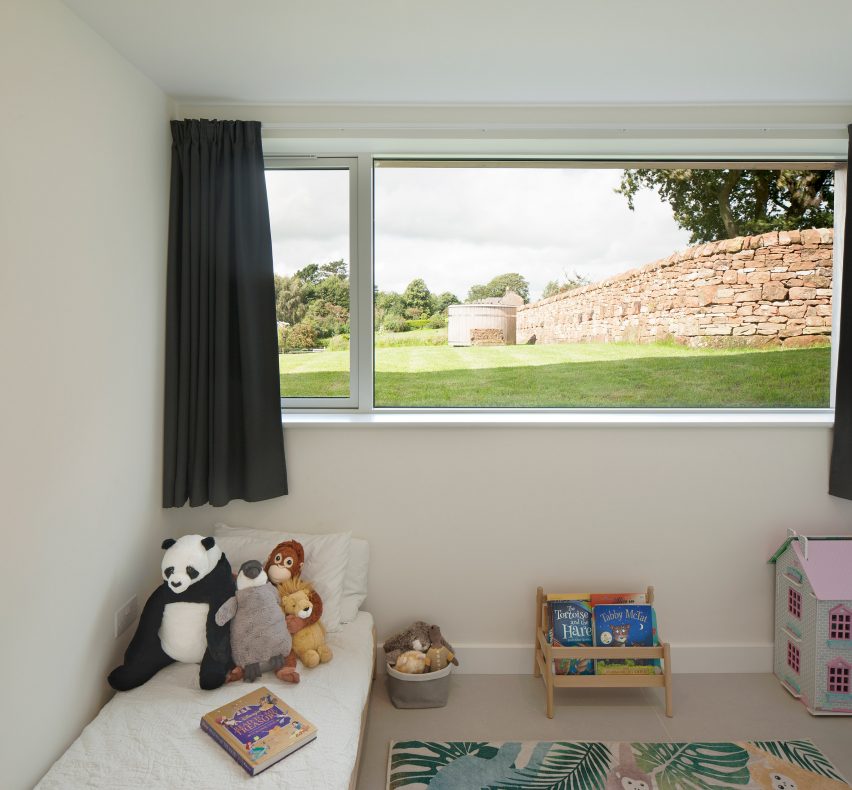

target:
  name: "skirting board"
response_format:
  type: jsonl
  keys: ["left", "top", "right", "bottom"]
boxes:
{"left": 375, "top": 642, "right": 773, "bottom": 675}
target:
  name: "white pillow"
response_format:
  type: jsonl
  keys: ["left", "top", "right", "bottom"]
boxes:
{"left": 341, "top": 538, "right": 370, "bottom": 623}
{"left": 212, "top": 523, "right": 350, "bottom": 633}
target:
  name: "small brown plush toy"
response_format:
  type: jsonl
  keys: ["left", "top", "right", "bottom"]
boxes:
{"left": 264, "top": 540, "right": 305, "bottom": 584}
{"left": 394, "top": 650, "right": 428, "bottom": 674}
{"left": 424, "top": 624, "right": 458, "bottom": 671}
{"left": 383, "top": 621, "right": 433, "bottom": 667}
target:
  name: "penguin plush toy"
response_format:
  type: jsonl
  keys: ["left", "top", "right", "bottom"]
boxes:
{"left": 216, "top": 560, "right": 299, "bottom": 684}
{"left": 108, "top": 535, "right": 235, "bottom": 691}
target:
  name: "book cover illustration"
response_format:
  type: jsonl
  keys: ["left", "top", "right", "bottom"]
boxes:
{"left": 547, "top": 598, "right": 594, "bottom": 675}
{"left": 593, "top": 604, "right": 661, "bottom": 675}
{"left": 201, "top": 686, "right": 317, "bottom": 775}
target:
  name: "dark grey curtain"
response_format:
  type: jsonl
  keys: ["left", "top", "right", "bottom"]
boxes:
{"left": 163, "top": 119, "right": 287, "bottom": 507}
{"left": 829, "top": 125, "right": 852, "bottom": 498}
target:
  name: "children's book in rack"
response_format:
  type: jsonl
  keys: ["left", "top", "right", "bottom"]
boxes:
{"left": 534, "top": 586, "right": 673, "bottom": 718}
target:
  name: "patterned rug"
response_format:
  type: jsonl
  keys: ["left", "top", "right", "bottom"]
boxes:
{"left": 387, "top": 740, "right": 849, "bottom": 789}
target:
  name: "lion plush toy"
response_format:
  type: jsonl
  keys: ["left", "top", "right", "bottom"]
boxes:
{"left": 278, "top": 578, "right": 333, "bottom": 668}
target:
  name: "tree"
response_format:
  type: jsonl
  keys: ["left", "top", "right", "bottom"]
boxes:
{"left": 616, "top": 168, "right": 834, "bottom": 244}
{"left": 375, "top": 290, "right": 405, "bottom": 316}
{"left": 541, "top": 271, "right": 591, "bottom": 299}
{"left": 304, "top": 300, "right": 348, "bottom": 338}
{"left": 275, "top": 274, "right": 310, "bottom": 325}
{"left": 294, "top": 263, "right": 322, "bottom": 285}
{"left": 402, "top": 278, "right": 433, "bottom": 315}
{"left": 315, "top": 274, "right": 349, "bottom": 310}
{"left": 467, "top": 272, "right": 530, "bottom": 303}
{"left": 434, "top": 291, "right": 460, "bottom": 313}
{"left": 319, "top": 259, "right": 347, "bottom": 279}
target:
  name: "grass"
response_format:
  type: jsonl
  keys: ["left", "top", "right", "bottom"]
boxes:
{"left": 279, "top": 340, "right": 830, "bottom": 408}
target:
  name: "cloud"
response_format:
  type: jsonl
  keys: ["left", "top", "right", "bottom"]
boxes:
{"left": 267, "top": 165, "right": 692, "bottom": 301}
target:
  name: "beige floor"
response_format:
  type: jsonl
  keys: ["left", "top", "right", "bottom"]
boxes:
{"left": 356, "top": 673, "right": 852, "bottom": 789}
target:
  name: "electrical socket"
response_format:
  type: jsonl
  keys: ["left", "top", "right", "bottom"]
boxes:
{"left": 114, "top": 595, "right": 139, "bottom": 638}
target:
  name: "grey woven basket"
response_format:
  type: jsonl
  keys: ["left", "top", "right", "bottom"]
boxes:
{"left": 386, "top": 663, "right": 453, "bottom": 708}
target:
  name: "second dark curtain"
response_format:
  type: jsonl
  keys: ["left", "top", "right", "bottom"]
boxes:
{"left": 829, "top": 125, "right": 852, "bottom": 498}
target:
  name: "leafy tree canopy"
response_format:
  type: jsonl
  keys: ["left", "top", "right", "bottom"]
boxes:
{"left": 616, "top": 168, "right": 834, "bottom": 244}
{"left": 274, "top": 274, "right": 311, "bottom": 325}
{"left": 434, "top": 291, "right": 461, "bottom": 313}
{"left": 467, "top": 272, "right": 530, "bottom": 304}
{"left": 375, "top": 290, "right": 406, "bottom": 316}
{"left": 402, "top": 278, "right": 433, "bottom": 315}
{"left": 293, "top": 259, "right": 347, "bottom": 283}
{"left": 315, "top": 273, "right": 349, "bottom": 310}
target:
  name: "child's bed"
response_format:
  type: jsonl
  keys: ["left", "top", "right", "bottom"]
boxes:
{"left": 38, "top": 525, "right": 375, "bottom": 790}
{"left": 38, "top": 612, "right": 375, "bottom": 789}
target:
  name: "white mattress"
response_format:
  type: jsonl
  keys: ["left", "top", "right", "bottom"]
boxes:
{"left": 37, "top": 611, "right": 375, "bottom": 790}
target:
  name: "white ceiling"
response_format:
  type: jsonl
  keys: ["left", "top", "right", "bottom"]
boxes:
{"left": 63, "top": 0, "right": 852, "bottom": 106}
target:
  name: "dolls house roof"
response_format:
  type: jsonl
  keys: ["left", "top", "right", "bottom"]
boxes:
{"left": 768, "top": 531, "right": 852, "bottom": 601}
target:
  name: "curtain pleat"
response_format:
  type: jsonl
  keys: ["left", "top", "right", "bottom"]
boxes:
{"left": 163, "top": 120, "right": 287, "bottom": 507}
{"left": 828, "top": 125, "right": 852, "bottom": 498}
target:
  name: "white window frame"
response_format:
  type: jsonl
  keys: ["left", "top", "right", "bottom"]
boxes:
{"left": 266, "top": 155, "right": 366, "bottom": 410}
{"left": 270, "top": 151, "right": 845, "bottom": 421}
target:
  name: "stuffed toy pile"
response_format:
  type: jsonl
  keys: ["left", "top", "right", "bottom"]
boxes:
{"left": 108, "top": 534, "right": 333, "bottom": 692}
{"left": 384, "top": 621, "right": 458, "bottom": 674}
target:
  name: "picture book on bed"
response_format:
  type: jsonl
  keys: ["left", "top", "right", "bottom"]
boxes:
{"left": 200, "top": 686, "right": 317, "bottom": 776}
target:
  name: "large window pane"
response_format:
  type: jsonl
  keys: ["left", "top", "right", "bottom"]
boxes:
{"left": 266, "top": 168, "right": 351, "bottom": 400}
{"left": 373, "top": 162, "right": 834, "bottom": 409}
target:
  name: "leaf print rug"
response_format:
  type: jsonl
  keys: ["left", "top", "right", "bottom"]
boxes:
{"left": 386, "top": 740, "right": 850, "bottom": 789}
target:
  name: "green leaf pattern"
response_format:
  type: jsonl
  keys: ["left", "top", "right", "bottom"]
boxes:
{"left": 387, "top": 740, "right": 848, "bottom": 789}
{"left": 632, "top": 742, "right": 750, "bottom": 789}
{"left": 750, "top": 740, "right": 846, "bottom": 782}
{"left": 495, "top": 742, "right": 612, "bottom": 790}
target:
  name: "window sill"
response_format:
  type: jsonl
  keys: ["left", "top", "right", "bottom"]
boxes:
{"left": 281, "top": 409, "right": 834, "bottom": 428}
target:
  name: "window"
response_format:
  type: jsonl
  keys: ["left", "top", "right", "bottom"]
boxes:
{"left": 268, "top": 155, "right": 844, "bottom": 414}
{"left": 788, "top": 588, "right": 802, "bottom": 619}
{"left": 829, "top": 606, "right": 852, "bottom": 640}
{"left": 787, "top": 641, "right": 800, "bottom": 673}
{"left": 828, "top": 660, "right": 851, "bottom": 694}
{"left": 267, "top": 158, "right": 358, "bottom": 408}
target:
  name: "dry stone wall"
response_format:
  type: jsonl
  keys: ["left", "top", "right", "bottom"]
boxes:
{"left": 516, "top": 229, "right": 833, "bottom": 348}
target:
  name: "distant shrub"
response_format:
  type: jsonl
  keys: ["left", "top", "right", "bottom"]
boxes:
{"left": 326, "top": 333, "right": 350, "bottom": 351}
{"left": 426, "top": 312, "right": 447, "bottom": 329}
{"left": 283, "top": 322, "right": 317, "bottom": 350}
{"left": 406, "top": 318, "right": 430, "bottom": 330}
{"left": 375, "top": 328, "right": 448, "bottom": 347}
{"left": 382, "top": 314, "right": 409, "bottom": 333}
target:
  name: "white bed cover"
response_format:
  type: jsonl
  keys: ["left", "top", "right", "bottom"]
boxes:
{"left": 37, "top": 611, "right": 374, "bottom": 790}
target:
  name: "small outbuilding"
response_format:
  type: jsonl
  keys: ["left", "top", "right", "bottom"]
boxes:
{"left": 447, "top": 291, "right": 523, "bottom": 346}
{"left": 768, "top": 530, "right": 852, "bottom": 715}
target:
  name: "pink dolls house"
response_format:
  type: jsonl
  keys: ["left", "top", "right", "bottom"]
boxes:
{"left": 769, "top": 530, "right": 852, "bottom": 715}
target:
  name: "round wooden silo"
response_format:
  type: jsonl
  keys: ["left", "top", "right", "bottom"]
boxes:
{"left": 447, "top": 303, "right": 517, "bottom": 346}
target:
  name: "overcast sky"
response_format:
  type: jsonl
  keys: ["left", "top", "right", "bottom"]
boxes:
{"left": 266, "top": 166, "right": 692, "bottom": 302}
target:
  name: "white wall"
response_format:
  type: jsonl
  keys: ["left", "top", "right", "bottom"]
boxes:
{"left": 164, "top": 423, "right": 852, "bottom": 673}
{"left": 0, "top": 2, "right": 171, "bottom": 787}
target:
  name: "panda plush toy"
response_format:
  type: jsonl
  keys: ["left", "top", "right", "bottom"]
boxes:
{"left": 108, "top": 535, "right": 235, "bottom": 691}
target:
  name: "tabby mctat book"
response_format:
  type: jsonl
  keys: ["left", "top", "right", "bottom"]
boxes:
{"left": 592, "top": 604, "right": 661, "bottom": 674}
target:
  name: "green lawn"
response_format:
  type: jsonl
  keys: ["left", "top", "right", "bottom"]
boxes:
{"left": 279, "top": 341, "right": 830, "bottom": 408}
